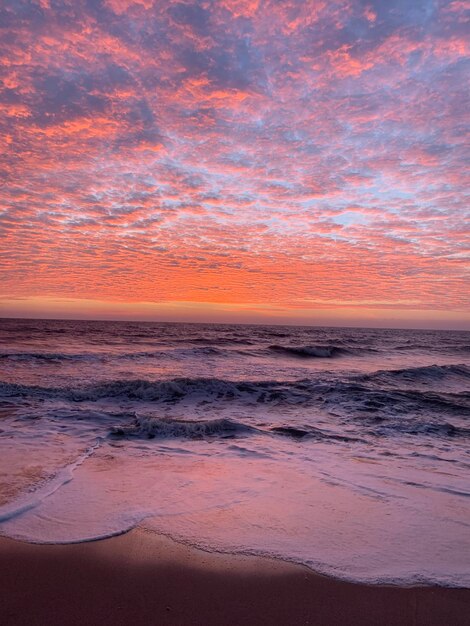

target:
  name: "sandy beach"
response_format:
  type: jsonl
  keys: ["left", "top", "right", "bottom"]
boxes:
{"left": 1, "top": 529, "right": 469, "bottom": 626}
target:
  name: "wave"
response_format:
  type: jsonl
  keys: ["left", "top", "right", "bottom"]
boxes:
{"left": 269, "top": 425, "right": 363, "bottom": 443}
{"left": 0, "top": 346, "right": 248, "bottom": 365}
{"left": 361, "top": 364, "right": 470, "bottom": 385}
{"left": 1, "top": 372, "right": 468, "bottom": 431}
{"left": 394, "top": 343, "right": 470, "bottom": 354}
{"left": 0, "top": 351, "right": 101, "bottom": 363}
{"left": 329, "top": 383, "right": 470, "bottom": 418}
{"left": 453, "top": 345, "right": 470, "bottom": 354}
{"left": 83, "top": 378, "right": 300, "bottom": 403}
{"left": 0, "top": 377, "right": 312, "bottom": 405}
{"left": 0, "top": 346, "right": 237, "bottom": 365}
{"left": 169, "top": 346, "right": 247, "bottom": 359}
{"left": 124, "top": 414, "right": 468, "bottom": 444}
{"left": 377, "top": 420, "right": 470, "bottom": 438}
{"left": 268, "top": 344, "right": 349, "bottom": 358}
{"left": 109, "top": 415, "right": 369, "bottom": 444}
{"left": 12, "top": 345, "right": 467, "bottom": 368}
{"left": 173, "top": 337, "right": 255, "bottom": 346}
{"left": 111, "top": 416, "right": 256, "bottom": 439}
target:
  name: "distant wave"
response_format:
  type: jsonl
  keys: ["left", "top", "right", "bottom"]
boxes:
{"left": 0, "top": 346, "right": 236, "bottom": 364}
{"left": 453, "top": 345, "right": 470, "bottom": 354}
{"left": 395, "top": 343, "right": 470, "bottom": 354}
{"left": 172, "top": 337, "right": 255, "bottom": 346}
{"left": 261, "top": 331, "right": 291, "bottom": 338}
{"left": 0, "top": 351, "right": 101, "bottom": 363}
{"left": 360, "top": 364, "right": 470, "bottom": 384}
{"left": 116, "top": 346, "right": 230, "bottom": 360}
{"left": 268, "top": 344, "right": 349, "bottom": 358}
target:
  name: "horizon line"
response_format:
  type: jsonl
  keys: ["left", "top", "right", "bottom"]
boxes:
{"left": 1, "top": 315, "right": 468, "bottom": 333}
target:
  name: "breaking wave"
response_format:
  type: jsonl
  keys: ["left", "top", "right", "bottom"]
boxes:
{"left": 1, "top": 369, "right": 469, "bottom": 417}
{"left": 0, "top": 377, "right": 312, "bottom": 405}
{"left": 109, "top": 415, "right": 370, "bottom": 443}
{"left": 108, "top": 412, "right": 469, "bottom": 444}
{"left": 111, "top": 416, "right": 256, "bottom": 439}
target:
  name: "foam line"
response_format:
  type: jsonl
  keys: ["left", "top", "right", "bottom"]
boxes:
{"left": 0, "top": 438, "right": 103, "bottom": 524}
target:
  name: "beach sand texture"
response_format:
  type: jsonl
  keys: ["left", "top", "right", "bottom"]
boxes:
{"left": 1, "top": 529, "right": 469, "bottom": 626}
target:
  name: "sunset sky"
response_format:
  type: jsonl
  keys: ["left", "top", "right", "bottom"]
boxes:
{"left": 1, "top": 0, "right": 469, "bottom": 328}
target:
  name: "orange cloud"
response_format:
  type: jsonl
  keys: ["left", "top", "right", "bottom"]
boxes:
{"left": 0, "top": 0, "right": 468, "bottom": 328}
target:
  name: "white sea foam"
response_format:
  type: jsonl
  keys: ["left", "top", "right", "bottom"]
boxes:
{"left": 1, "top": 438, "right": 468, "bottom": 586}
{"left": 0, "top": 439, "right": 103, "bottom": 524}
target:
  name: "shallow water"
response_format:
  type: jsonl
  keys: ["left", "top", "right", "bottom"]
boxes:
{"left": 0, "top": 318, "right": 469, "bottom": 585}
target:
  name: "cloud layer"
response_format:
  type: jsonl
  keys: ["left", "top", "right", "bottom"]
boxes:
{"left": 1, "top": 0, "right": 469, "bottom": 325}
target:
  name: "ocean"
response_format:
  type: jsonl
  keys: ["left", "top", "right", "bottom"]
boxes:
{"left": 0, "top": 318, "right": 469, "bottom": 586}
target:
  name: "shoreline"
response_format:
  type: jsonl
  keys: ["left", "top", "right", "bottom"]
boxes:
{"left": 1, "top": 529, "right": 469, "bottom": 626}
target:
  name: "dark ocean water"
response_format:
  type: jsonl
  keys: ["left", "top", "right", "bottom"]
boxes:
{"left": 0, "top": 319, "right": 469, "bottom": 585}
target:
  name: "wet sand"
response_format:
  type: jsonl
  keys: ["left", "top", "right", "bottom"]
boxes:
{"left": 0, "top": 529, "right": 469, "bottom": 625}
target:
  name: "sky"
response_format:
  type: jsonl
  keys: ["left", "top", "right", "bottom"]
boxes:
{"left": 0, "top": 0, "right": 469, "bottom": 329}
